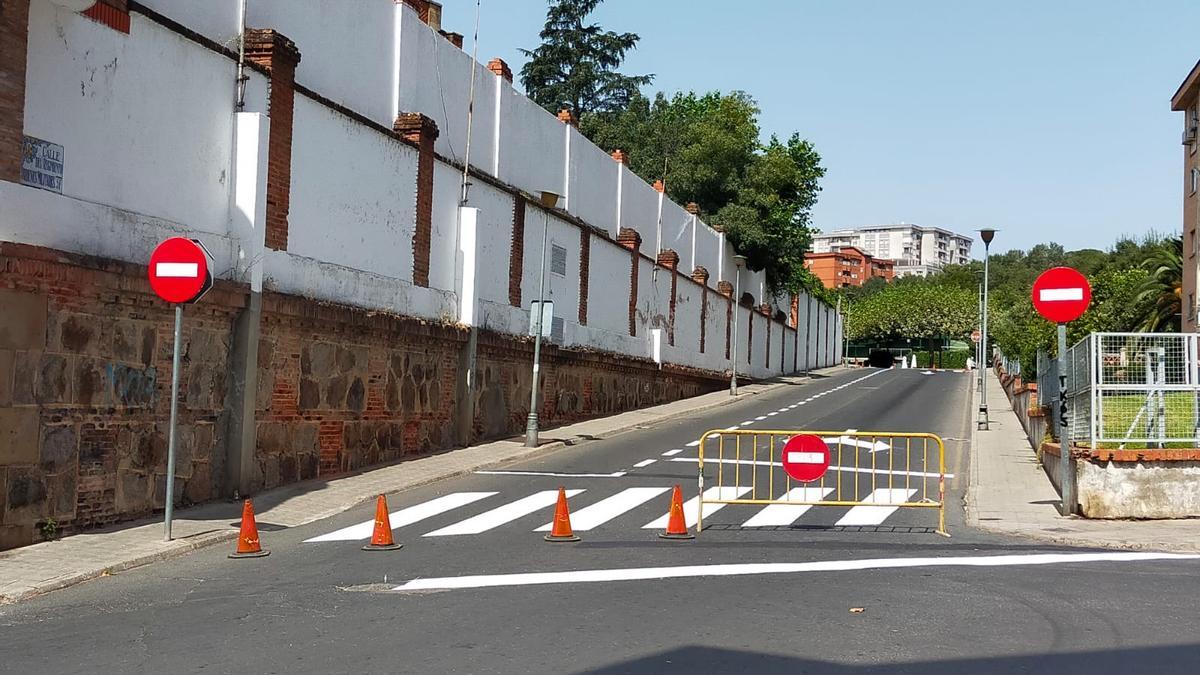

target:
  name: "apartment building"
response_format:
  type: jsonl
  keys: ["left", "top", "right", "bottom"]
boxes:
{"left": 1173, "top": 59, "right": 1200, "bottom": 331}
{"left": 812, "top": 224, "right": 972, "bottom": 277}
{"left": 803, "top": 246, "right": 895, "bottom": 289}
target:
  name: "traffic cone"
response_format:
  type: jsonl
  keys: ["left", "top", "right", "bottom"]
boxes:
{"left": 658, "top": 484, "right": 695, "bottom": 540}
{"left": 228, "top": 499, "right": 270, "bottom": 558}
{"left": 362, "top": 494, "right": 403, "bottom": 551}
{"left": 544, "top": 487, "right": 580, "bottom": 542}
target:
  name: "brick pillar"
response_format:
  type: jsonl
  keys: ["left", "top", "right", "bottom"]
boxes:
{"left": 82, "top": 0, "right": 130, "bottom": 33}
{"left": 792, "top": 295, "right": 800, "bottom": 372}
{"left": 718, "top": 281, "right": 733, "bottom": 359}
{"left": 693, "top": 266, "right": 709, "bottom": 353}
{"left": 578, "top": 229, "right": 590, "bottom": 325}
{"left": 618, "top": 228, "right": 642, "bottom": 336}
{"left": 685, "top": 202, "right": 700, "bottom": 215}
{"left": 487, "top": 57, "right": 513, "bottom": 83}
{"left": 657, "top": 249, "right": 679, "bottom": 346}
{"left": 611, "top": 149, "right": 629, "bottom": 166}
{"left": 400, "top": 0, "right": 432, "bottom": 22}
{"left": 0, "top": 0, "right": 30, "bottom": 184}
{"left": 653, "top": 179, "right": 665, "bottom": 193}
{"left": 394, "top": 113, "right": 440, "bottom": 287}
{"left": 558, "top": 108, "right": 578, "bottom": 127}
{"left": 245, "top": 29, "right": 301, "bottom": 252}
{"left": 508, "top": 196, "right": 525, "bottom": 307}
{"left": 760, "top": 304, "right": 772, "bottom": 369}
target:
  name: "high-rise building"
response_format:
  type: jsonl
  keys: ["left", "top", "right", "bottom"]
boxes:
{"left": 812, "top": 224, "right": 973, "bottom": 277}
{"left": 803, "top": 246, "right": 895, "bottom": 289}
{"left": 1173, "top": 59, "right": 1200, "bottom": 331}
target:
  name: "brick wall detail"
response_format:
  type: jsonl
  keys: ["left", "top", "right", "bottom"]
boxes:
{"left": 657, "top": 250, "right": 679, "bottom": 346}
{"left": 692, "top": 267, "right": 709, "bottom": 354}
{"left": 508, "top": 196, "right": 525, "bottom": 307}
{"left": 394, "top": 113, "right": 439, "bottom": 287}
{"left": 0, "top": 0, "right": 30, "bottom": 184}
{"left": 244, "top": 29, "right": 301, "bottom": 252}
{"left": 617, "top": 228, "right": 642, "bottom": 336}
{"left": 718, "top": 281, "right": 733, "bottom": 359}
{"left": 578, "top": 230, "right": 590, "bottom": 325}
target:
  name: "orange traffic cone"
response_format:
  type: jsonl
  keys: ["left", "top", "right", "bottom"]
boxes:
{"left": 658, "top": 485, "right": 694, "bottom": 540}
{"left": 362, "top": 494, "right": 403, "bottom": 551}
{"left": 228, "top": 499, "right": 270, "bottom": 558}
{"left": 544, "top": 487, "right": 580, "bottom": 542}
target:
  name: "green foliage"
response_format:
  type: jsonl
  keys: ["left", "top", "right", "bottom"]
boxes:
{"left": 847, "top": 281, "right": 975, "bottom": 343}
{"left": 913, "top": 350, "right": 970, "bottom": 369}
{"left": 519, "top": 0, "right": 653, "bottom": 116}
{"left": 583, "top": 91, "right": 825, "bottom": 296}
{"left": 1134, "top": 236, "right": 1183, "bottom": 332}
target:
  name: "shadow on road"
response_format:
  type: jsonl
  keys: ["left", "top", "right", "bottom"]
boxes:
{"left": 572, "top": 644, "right": 1200, "bottom": 674}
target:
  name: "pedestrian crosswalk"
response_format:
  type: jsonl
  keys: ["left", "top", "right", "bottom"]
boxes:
{"left": 303, "top": 486, "right": 928, "bottom": 544}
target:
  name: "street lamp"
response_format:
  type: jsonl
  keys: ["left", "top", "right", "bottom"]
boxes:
{"left": 730, "top": 255, "right": 748, "bottom": 396}
{"left": 525, "top": 190, "right": 559, "bottom": 448}
{"left": 978, "top": 228, "right": 996, "bottom": 430}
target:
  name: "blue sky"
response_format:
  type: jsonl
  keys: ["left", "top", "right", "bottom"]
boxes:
{"left": 439, "top": 0, "right": 1200, "bottom": 256}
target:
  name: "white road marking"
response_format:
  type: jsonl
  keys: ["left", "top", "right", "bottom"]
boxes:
{"left": 392, "top": 552, "right": 1200, "bottom": 592}
{"left": 642, "top": 486, "right": 751, "bottom": 529}
{"left": 662, "top": 449, "right": 683, "bottom": 456}
{"left": 476, "top": 470, "right": 626, "bottom": 478}
{"left": 154, "top": 262, "right": 199, "bottom": 278}
{"left": 303, "top": 492, "right": 496, "bottom": 543}
{"left": 834, "top": 489, "right": 918, "bottom": 527}
{"left": 755, "top": 416, "right": 767, "bottom": 421}
{"left": 686, "top": 440, "right": 701, "bottom": 447}
{"left": 767, "top": 411, "right": 778, "bottom": 416}
{"left": 633, "top": 459, "right": 657, "bottom": 468}
{"left": 424, "top": 490, "right": 584, "bottom": 536}
{"left": 741, "top": 420, "right": 756, "bottom": 426}
{"left": 777, "top": 408, "right": 789, "bottom": 413}
{"left": 668, "top": 457, "right": 953, "bottom": 479}
{"left": 825, "top": 436, "right": 891, "bottom": 453}
{"left": 741, "top": 487, "right": 833, "bottom": 527}
{"left": 534, "top": 487, "right": 669, "bottom": 532}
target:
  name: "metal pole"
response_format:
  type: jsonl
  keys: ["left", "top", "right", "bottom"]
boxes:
{"left": 730, "top": 269, "right": 740, "bottom": 396}
{"left": 164, "top": 304, "right": 183, "bottom": 541}
{"left": 1057, "top": 323, "right": 1073, "bottom": 515}
{"left": 977, "top": 284, "right": 984, "bottom": 392}
{"left": 524, "top": 209, "right": 551, "bottom": 447}
{"left": 977, "top": 242, "right": 990, "bottom": 430}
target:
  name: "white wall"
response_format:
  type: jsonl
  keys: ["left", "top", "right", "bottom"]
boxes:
{"left": 618, "top": 169, "right": 660, "bottom": 257}
{"left": 566, "top": 127, "right": 618, "bottom": 232}
{"left": 287, "top": 96, "right": 420, "bottom": 283}
{"left": 23, "top": 5, "right": 264, "bottom": 238}
{"left": 469, "top": 185, "right": 515, "bottom": 306}
{"left": 587, "top": 238, "right": 632, "bottom": 338}
{"left": 497, "top": 87, "right": 566, "bottom": 199}
{"left": 138, "top": 0, "right": 242, "bottom": 45}
{"left": 673, "top": 276, "right": 702, "bottom": 354}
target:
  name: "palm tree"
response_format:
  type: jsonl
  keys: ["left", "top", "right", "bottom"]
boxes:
{"left": 1135, "top": 236, "right": 1182, "bottom": 332}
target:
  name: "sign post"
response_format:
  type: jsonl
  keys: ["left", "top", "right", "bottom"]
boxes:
{"left": 1032, "top": 266, "right": 1092, "bottom": 516}
{"left": 148, "top": 237, "right": 213, "bottom": 541}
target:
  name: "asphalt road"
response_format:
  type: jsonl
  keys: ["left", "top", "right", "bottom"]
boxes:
{"left": 2, "top": 368, "right": 1199, "bottom": 674}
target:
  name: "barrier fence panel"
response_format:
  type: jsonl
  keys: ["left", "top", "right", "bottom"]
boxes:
{"left": 695, "top": 429, "right": 947, "bottom": 535}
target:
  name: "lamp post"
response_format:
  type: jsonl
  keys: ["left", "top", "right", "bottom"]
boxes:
{"left": 525, "top": 190, "right": 559, "bottom": 448}
{"left": 730, "top": 255, "right": 747, "bottom": 396}
{"left": 978, "top": 228, "right": 996, "bottom": 430}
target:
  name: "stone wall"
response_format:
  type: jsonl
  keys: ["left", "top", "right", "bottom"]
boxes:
{"left": 0, "top": 243, "right": 724, "bottom": 549}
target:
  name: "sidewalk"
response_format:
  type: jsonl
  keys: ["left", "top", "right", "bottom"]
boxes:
{"left": 966, "top": 367, "right": 1199, "bottom": 553}
{"left": 0, "top": 367, "right": 845, "bottom": 604}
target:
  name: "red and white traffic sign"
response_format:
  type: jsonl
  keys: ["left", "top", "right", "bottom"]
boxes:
{"left": 148, "top": 237, "right": 213, "bottom": 304}
{"left": 1032, "top": 266, "right": 1091, "bottom": 324}
{"left": 970, "top": 329, "right": 981, "bottom": 344}
{"left": 780, "top": 434, "right": 830, "bottom": 482}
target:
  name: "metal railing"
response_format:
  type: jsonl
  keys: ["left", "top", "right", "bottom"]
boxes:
{"left": 695, "top": 429, "right": 947, "bottom": 535}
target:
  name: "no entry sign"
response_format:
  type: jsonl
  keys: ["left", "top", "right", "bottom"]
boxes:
{"left": 780, "top": 434, "right": 830, "bottom": 482}
{"left": 149, "top": 237, "right": 212, "bottom": 304}
{"left": 1032, "top": 266, "right": 1091, "bottom": 324}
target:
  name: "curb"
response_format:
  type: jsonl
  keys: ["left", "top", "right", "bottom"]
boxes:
{"left": 2, "top": 374, "right": 807, "bottom": 605}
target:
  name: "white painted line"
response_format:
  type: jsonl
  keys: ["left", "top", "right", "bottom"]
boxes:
{"left": 535, "top": 487, "right": 669, "bottom": 532}
{"left": 662, "top": 449, "right": 684, "bottom": 456}
{"left": 668, "top": 457, "right": 953, "bottom": 480}
{"left": 824, "top": 436, "right": 890, "bottom": 453}
{"left": 741, "top": 420, "right": 755, "bottom": 426}
{"left": 788, "top": 405, "right": 797, "bottom": 409}
{"left": 686, "top": 440, "right": 701, "bottom": 447}
{"left": 834, "top": 489, "right": 917, "bottom": 527}
{"left": 777, "top": 408, "right": 789, "bottom": 413}
{"left": 755, "top": 416, "right": 767, "bottom": 421}
{"left": 633, "top": 459, "right": 657, "bottom": 468}
{"left": 845, "top": 428, "right": 858, "bottom": 433}
{"left": 786, "top": 451, "right": 825, "bottom": 464}
{"left": 642, "top": 486, "right": 751, "bottom": 529}
{"left": 741, "top": 487, "right": 833, "bottom": 527}
{"left": 304, "top": 492, "right": 496, "bottom": 543}
{"left": 476, "top": 470, "right": 626, "bottom": 478}
{"left": 392, "top": 552, "right": 1200, "bottom": 592}
{"left": 424, "top": 490, "right": 583, "bottom": 536}
{"left": 154, "top": 262, "right": 199, "bottom": 278}
{"left": 767, "top": 412, "right": 778, "bottom": 417}
{"left": 1039, "top": 287, "right": 1084, "bottom": 302}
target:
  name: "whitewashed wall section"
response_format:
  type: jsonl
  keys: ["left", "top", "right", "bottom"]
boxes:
{"left": 586, "top": 237, "right": 633, "bottom": 338}
{"left": 618, "top": 167, "right": 660, "bottom": 257}
{"left": 566, "top": 127, "right": 619, "bottom": 233}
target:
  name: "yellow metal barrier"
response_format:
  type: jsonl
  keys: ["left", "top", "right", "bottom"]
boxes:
{"left": 696, "top": 429, "right": 948, "bottom": 536}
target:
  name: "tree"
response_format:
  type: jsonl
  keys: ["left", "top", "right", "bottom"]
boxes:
{"left": 583, "top": 91, "right": 825, "bottom": 296}
{"left": 847, "top": 281, "right": 976, "bottom": 349}
{"left": 520, "top": 0, "right": 652, "bottom": 117}
{"left": 1135, "top": 236, "right": 1183, "bottom": 332}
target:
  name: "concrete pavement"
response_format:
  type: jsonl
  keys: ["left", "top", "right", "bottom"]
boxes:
{"left": 966, "top": 366, "right": 1200, "bottom": 552}
{"left": 0, "top": 368, "right": 839, "bottom": 604}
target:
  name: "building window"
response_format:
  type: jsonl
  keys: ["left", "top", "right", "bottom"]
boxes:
{"left": 1191, "top": 167, "right": 1199, "bottom": 196}
{"left": 550, "top": 243, "right": 567, "bottom": 276}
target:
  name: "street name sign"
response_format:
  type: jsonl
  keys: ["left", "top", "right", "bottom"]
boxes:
{"left": 148, "top": 237, "right": 213, "bottom": 304}
{"left": 781, "top": 434, "right": 830, "bottom": 482}
{"left": 1032, "top": 266, "right": 1091, "bottom": 324}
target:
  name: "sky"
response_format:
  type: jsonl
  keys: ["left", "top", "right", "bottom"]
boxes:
{"left": 438, "top": 0, "right": 1200, "bottom": 256}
